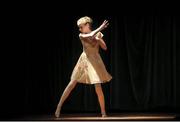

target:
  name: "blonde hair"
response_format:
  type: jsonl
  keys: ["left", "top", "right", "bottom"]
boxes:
{"left": 77, "top": 16, "right": 93, "bottom": 27}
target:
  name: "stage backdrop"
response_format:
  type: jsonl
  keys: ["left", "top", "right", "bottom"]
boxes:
{"left": 7, "top": 15, "right": 179, "bottom": 118}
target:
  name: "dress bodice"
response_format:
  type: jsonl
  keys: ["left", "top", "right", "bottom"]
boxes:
{"left": 80, "top": 32, "right": 103, "bottom": 55}
{"left": 81, "top": 38, "right": 99, "bottom": 55}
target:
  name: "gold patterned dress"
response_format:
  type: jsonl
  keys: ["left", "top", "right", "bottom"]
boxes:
{"left": 70, "top": 32, "right": 112, "bottom": 84}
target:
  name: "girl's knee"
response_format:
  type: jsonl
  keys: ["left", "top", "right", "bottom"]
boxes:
{"left": 95, "top": 83, "right": 101, "bottom": 88}
{"left": 68, "top": 80, "right": 77, "bottom": 87}
{"left": 95, "top": 83, "right": 102, "bottom": 92}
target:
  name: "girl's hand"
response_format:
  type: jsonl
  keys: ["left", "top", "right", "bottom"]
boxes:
{"left": 96, "top": 32, "right": 103, "bottom": 39}
{"left": 99, "top": 20, "right": 109, "bottom": 31}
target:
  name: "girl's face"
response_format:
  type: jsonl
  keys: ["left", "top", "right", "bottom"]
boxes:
{"left": 78, "top": 23, "right": 91, "bottom": 33}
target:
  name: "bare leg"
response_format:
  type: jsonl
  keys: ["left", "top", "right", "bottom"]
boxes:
{"left": 95, "top": 83, "right": 107, "bottom": 117}
{"left": 55, "top": 80, "right": 77, "bottom": 118}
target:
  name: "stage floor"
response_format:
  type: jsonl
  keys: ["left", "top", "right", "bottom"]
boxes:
{"left": 17, "top": 113, "right": 177, "bottom": 121}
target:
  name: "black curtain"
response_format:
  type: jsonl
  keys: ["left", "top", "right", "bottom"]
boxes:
{"left": 3, "top": 15, "right": 179, "bottom": 119}
{"left": 24, "top": 15, "right": 180, "bottom": 114}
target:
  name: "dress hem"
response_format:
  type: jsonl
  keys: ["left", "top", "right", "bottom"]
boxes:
{"left": 70, "top": 77, "right": 112, "bottom": 85}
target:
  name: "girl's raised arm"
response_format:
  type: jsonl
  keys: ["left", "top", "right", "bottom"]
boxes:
{"left": 79, "top": 20, "right": 109, "bottom": 39}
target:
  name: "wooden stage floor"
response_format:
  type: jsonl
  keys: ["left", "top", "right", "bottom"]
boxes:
{"left": 17, "top": 113, "right": 178, "bottom": 121}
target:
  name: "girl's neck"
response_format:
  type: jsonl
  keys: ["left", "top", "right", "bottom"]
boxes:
{"left": 85, "top": 29, "right": 92, "bottom": 34}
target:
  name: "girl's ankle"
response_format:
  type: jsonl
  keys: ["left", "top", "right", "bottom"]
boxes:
{"left": 101, "top": 112, "right": 107, "bottom": 117}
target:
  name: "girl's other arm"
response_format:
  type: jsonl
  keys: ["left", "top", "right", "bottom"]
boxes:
{"left": 95, "top": 33, "right": 107, "bottom": 50}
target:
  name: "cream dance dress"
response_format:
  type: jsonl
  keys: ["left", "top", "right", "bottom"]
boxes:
{"left": 70, "top": 32, "right": 112, "bottom": 84}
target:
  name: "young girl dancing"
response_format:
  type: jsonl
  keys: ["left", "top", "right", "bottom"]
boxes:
{"left": 55, "top": 16, "right": 112, "bottom": 118}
